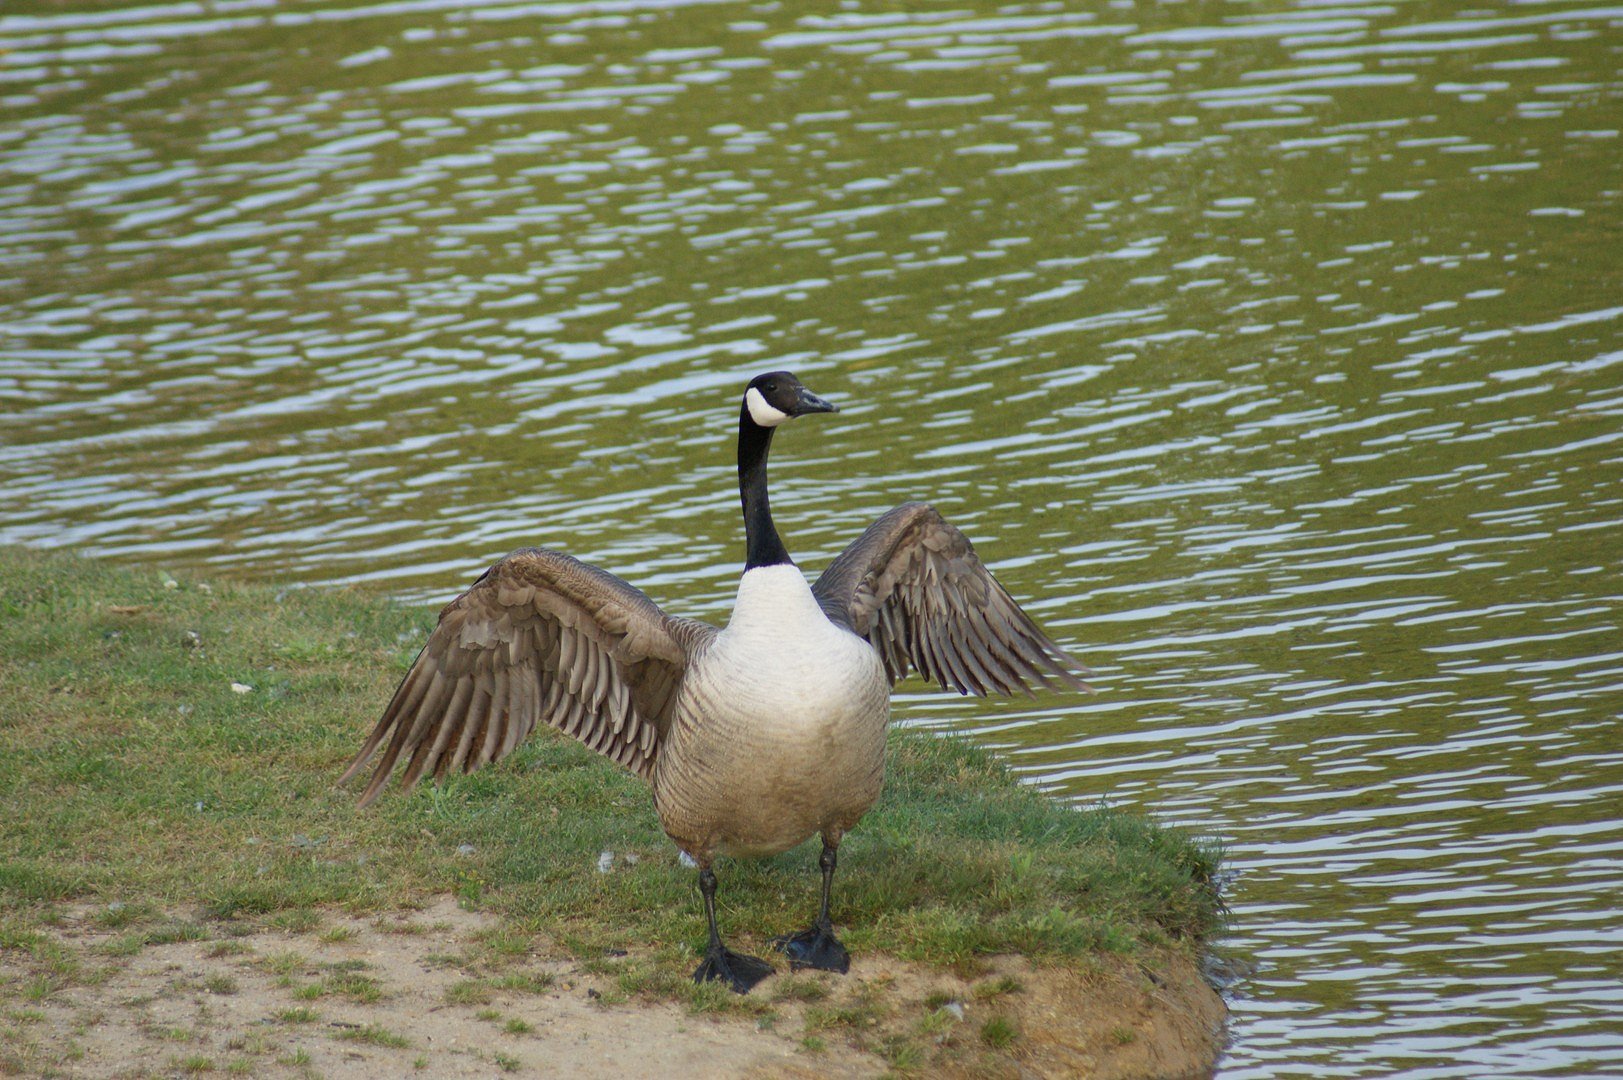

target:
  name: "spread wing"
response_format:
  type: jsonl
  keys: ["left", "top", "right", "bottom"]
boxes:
{"left": 812, "top": 502, "right": 1090, "bottom": 696}
{"left": 341, "top": 549, "right": 715, "bottom": 805}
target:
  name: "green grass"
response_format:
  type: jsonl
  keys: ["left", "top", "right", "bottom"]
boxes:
{"left": 0, "top": 546, "right": 1220, "bottom": 975}
{"left": 981, "top": 1014, "right": 1020, "bottom": 1049}
{"left": 444, "top": 980, "right": 495, "bottom": 1006}
{"left": 336, "top": 1023, "right": 410, "bottom": 1048}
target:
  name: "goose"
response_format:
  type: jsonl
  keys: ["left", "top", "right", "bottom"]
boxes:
{"left": 341, "top": 371, "right": 1088, "bottom": 993}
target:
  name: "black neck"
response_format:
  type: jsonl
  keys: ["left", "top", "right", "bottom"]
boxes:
{"left": 738, "top": 403, "right": 793, "bottom": 569}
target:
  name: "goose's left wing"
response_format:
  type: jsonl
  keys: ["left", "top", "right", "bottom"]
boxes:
{"left": 812, "top": 502, "right": 1090, "bottom": 696}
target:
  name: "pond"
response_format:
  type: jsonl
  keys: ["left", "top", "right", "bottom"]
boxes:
{"left": 2, "top": 0, "right": 1619, "bottom": 1074}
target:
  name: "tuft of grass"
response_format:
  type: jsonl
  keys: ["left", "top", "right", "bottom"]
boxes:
{"left": 268, "top": 910, "right": 323, "bottom": 934}
{"left": 203, "top": 974, "right": 238, "bottom": 995}
{"left": 337, "top": 1023, "right": 409, "bottom": 1048}
{"left": 258, "top": 951, "right": 307, "bottom": 977}
{"left": 291, "top": 970, "right": 383, "bottom": 1003}
{"left": 972, "top": 975, "right": 1023, "bottom": 1000}
{"left": 980, "top": 1014, "right": 1019, "bottom": 1049}
{"left": 92, "top": 903, "right": 153, "bottom": 930}
{"left": 772, "top": 976, "right": 830, "bottom": 1003}
{"left": 879, "top": 1034, "right": 926, "bottom": 1071}
{"left": 273, "top": 1007, "right": 319, "bottom": 1024}
{"left": 490, "top": 972, "right": 554, "bottom": 995}
{"left": 0, "top": 547, "right": 1220, "bottom": 986}
{"left": 445, "top": 980, "right": 494, "bottom": 1005}
{"left": 103, "top": 920, "right": 209, "bottom": 957}
{"left": 504, "top": 1017, "right": 532, "bottom": 1034}
{"left": 915, "top": 1005, "right": 957, "bottom": 1041}
{"left": 324, "top": 971, "right": 384, "bottom": 1002}
{"left": 444, "top": 974, "right": 551, "bottom": 1006}
{"left": 673, "top": 975, "right": 774, "bottom": 1019}
{"left": 494, "top": 1050, "right": 522, "bottom": 1071}
{"left": 225, "top": 1031, "right": 268, "bottom": 1055}
{"left": 474, "top": 928, "right": 533, "bottom": 961}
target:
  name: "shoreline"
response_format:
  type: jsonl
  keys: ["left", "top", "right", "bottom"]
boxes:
{"left": 0, "top": 546, "right": 1226, "bottom": 1076}
{"left": 4, "top": 898, "right": 1226, "bottom": 1078}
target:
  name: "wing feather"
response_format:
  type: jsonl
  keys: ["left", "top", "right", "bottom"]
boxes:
{"left": 812, "top": 502, "right": 1090, "bottom": 697}
{"left": 342, "top": 549, "right": 715, "bottom": 805}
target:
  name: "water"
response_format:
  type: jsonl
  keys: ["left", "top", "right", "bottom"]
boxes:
{"left": 2, "top": 0, "right": 1620, "bottom": 1073}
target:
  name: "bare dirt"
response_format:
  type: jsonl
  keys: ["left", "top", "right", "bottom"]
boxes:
{"left": 4, "top": 897, "right": 1225, "bottom": 1078}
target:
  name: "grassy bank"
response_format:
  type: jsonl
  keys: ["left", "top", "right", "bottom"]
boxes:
{"left": 0, "top": 544, "right": 1220, "bottom": 991}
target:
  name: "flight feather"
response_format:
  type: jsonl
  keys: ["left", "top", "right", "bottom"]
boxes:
{"left": 812, "top": 503, "right": 1089, "bottom": 696}
{"left": 341, "top": 549, "right": 714, "bottom": 805}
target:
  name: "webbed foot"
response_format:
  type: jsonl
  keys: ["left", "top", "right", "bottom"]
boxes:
{"left": 692, "top": 945, "right": 775, "bottom": 994}
{"left": 772, "top": 921, "right": 850, "bottom": 974}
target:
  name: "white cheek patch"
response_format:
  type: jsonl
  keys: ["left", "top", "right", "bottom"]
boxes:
{"left": 746, "top": 386, "right": 790, "bottom": 427}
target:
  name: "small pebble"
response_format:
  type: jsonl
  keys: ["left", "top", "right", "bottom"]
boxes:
{"left": 230, "top": 682, "right": 253, "bottom": 694}
{"left": 455, "top": 844, "right": 476, "bottom": 857}
{"left": 596, "top": 850, "right": 614, "bottom": 873}
{"left": 678, "top": 851, "right": 697, "bottom": 868}
{"left": 945, "top": 1002, "right": 965, "bottom": 1021}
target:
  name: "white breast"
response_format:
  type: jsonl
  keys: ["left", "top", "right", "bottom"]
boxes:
{"left": 704, "top": 564, "right": 881, "bottom": 711}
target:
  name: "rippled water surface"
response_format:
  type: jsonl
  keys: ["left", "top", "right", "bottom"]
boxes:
{"left": 3, "top": 0, "right": 1620, "bottom": 1073}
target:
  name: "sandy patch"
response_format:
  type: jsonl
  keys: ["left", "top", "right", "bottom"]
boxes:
{"left": 2, "top": 898, "right": 1223, "bottom": 1078}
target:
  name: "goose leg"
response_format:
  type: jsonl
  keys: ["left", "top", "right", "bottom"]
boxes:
{"left": 772, "top": 839, "right": 851, "bottom": 973}
{"left": 691, "top": 865, "right": 774, "bottom": 994}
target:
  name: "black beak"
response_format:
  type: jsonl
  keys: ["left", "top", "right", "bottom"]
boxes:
{"left": 793, "top": 387, "right": 839, "bottom": 415}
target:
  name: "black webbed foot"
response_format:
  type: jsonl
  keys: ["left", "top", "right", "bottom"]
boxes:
{"left": 692, "top": 945, "right": 775, "bottom": 994}
{"left": 772, "top": 921, "right": 850, "bottom": 974}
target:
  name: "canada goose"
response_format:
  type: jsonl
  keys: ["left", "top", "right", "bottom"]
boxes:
{"left": 342, "top": 371, "right": 1088, "bottom": 993}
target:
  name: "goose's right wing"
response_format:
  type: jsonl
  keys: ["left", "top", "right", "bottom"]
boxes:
{"left": 341, "top": 550, "right": 715, "bottom": 805}
{"left": 812, "top": 502, "right": 1089, "bottom": 696}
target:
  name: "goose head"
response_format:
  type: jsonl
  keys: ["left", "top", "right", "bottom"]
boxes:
{"left": 743, "top": 371, "right": 838, "bottom": 429}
